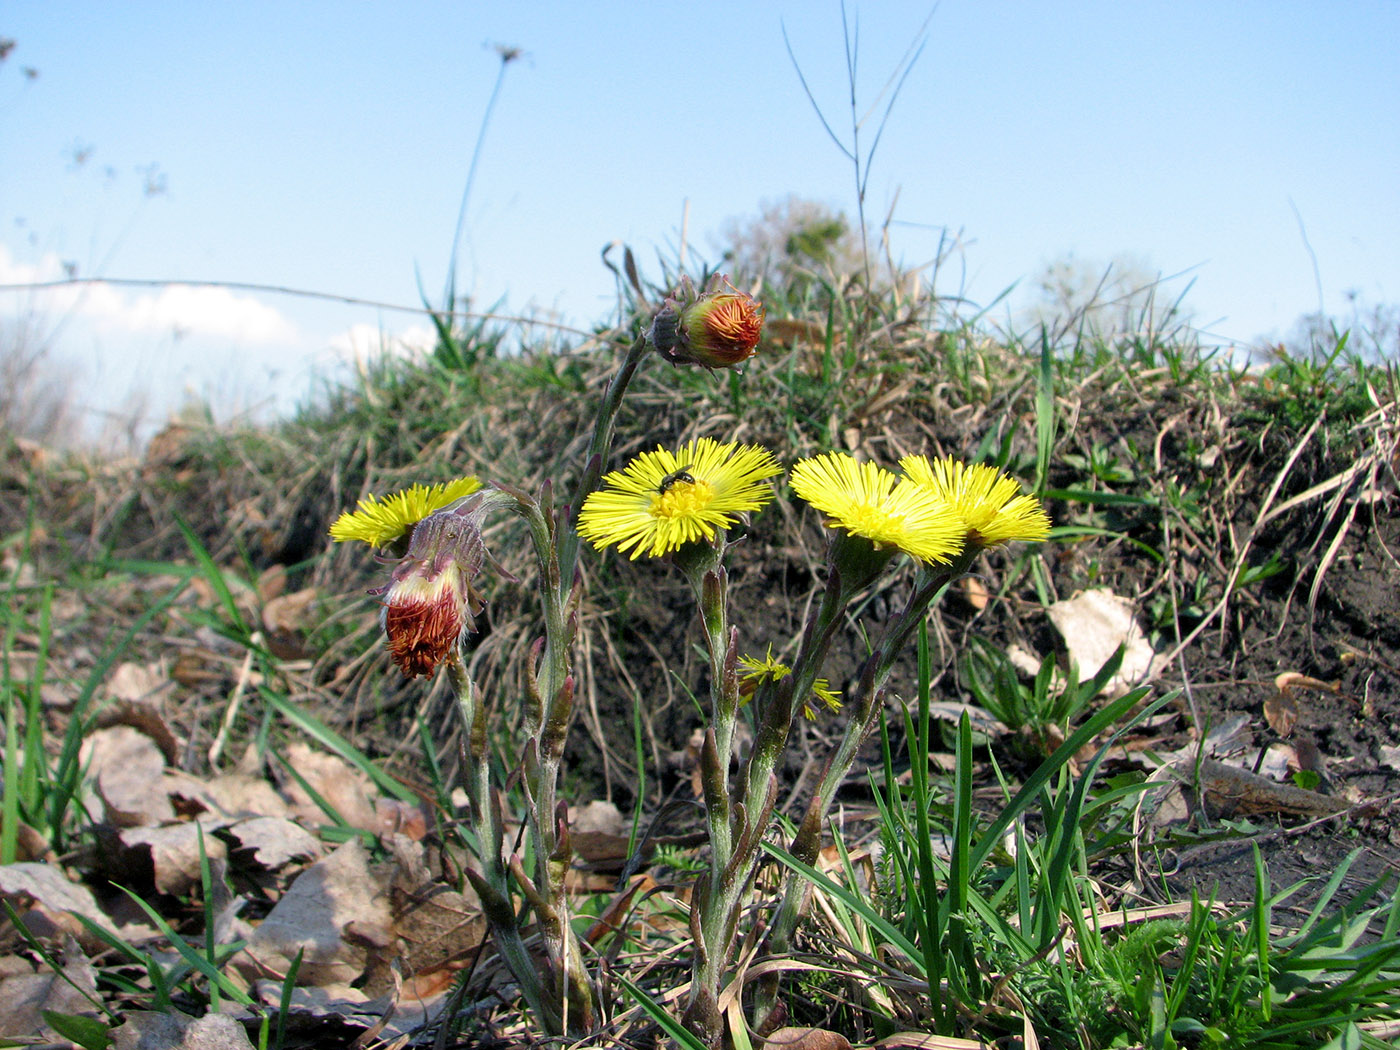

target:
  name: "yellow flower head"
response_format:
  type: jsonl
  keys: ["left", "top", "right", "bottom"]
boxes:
{"left": 789, "top": 452, "right": 965, "bottom": 564}
{"left": 578, "top": 438, "right": 782, "bottom": 560}
{"left": 329, "top": 476, "right": 482, "bottom": 548}
{"left": 738, "top": 647, "right": 842, "bottom": 720}
{"left": 898, "top": 456, "right": 1051, "bottom": 547}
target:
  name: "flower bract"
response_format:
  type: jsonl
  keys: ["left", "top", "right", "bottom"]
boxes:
{"left": 790, "top": 452, "right": 965, "bottom": 564}
{"left": 648, "top": 274, "right": 765, "bottom": 371}
{"left": 578, "top": 437, "right": 781, "bottom": 559}
{"left": 899, "top": 456, "right": 1051, "bottom": 547}
{"left": 372, "top": 499, "right": 493, "bottom": 678}
{"left": 330, "top": 476, "right": 482, "bottom": 548}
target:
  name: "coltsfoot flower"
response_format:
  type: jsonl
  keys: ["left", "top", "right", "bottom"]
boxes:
{"left": 898, "top": 456, "right": 1051, "bottom": 547}
{"left": 790, "top": 452, "right": 965, "bottom": 564}
{"left": 330, "top": 476, "right": 482, "bottom": 549}
{"left": 738, "top": 647, "right": 842, "bottom": 720}
{"left": 331, "top": 478, "right": 501, "bottom": 678}
{"left": 578, "top": 437, "right": 782, "bottom": 560}
{"left": 648, "top": 274, "right": 765, "bottom": 371}
{"left": 371, "top": 499, "right": 494, "bottom": 677}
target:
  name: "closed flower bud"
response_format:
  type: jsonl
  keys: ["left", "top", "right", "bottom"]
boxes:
{"left": 371, "top": 497, "right": 494, "bottom": 678}
{"left": 648, "top": 274, "right": 764, "bottom": 371}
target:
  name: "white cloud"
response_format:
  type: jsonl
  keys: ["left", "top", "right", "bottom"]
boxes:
{"left": 324, "top": 321, "right": 438, "bottom": 368}
{"left": 90, "top": 284, "right": 300, "bottom": 343}
{"left": 0, "top": 244, "right": 300, "bottom": 345}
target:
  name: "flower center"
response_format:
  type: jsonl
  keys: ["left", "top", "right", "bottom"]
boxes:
{"left": 843, "top": 501, "right": 901, "bottom": 537}
{"left": 650, "top": 479, "right": 714, "bottom": 518}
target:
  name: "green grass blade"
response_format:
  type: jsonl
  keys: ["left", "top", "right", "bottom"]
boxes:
{"left": 614, "top": 974, "right": 709, "bottom": 1050}
{"left": 261, "top": 689, "right": 419, "bottom": 804}
{"left": 762, "top": 841, "right": 925, "bottom": 975}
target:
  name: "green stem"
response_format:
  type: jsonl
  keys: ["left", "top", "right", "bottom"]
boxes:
{"left": 557, "top": 333, "right": 650, "bottom": 589}
{"left": 511, "top": 494, "right": 598, "bottom": 1033}
{"left": 683, "top": 549, "right": 858, "bottom": 1046}
{"left": 751, "top": 548, "right": 977, "bottom": 1032}
{"left": 448, "top": 654, "right": 560, "bottom": 1034}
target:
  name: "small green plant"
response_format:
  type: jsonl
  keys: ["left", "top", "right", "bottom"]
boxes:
{"left": 962, "top": 637, "right": 1124, "bottom": 755}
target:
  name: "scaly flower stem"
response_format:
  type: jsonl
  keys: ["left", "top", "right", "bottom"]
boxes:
{"left": 558, "top": 333, "right": 650, "bottom": 589}
{"left": 677, "top": 556, "right": 737, "bottom": 1046}
{"left": 513, "top": 493, "right": 597, "bottom": 1033}
{"left": 682, "top": 553, "right": 857, "bottom": 1048}
{"left": 752, "top": 548, "right": 977, "bottom": 1032}
{"left": 448, "top": 654, "right": 560, "bottom": 1034}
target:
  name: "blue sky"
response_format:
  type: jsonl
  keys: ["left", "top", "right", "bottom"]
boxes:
{"left": 2, "top": 2, "right": 1397, "bottom": 442}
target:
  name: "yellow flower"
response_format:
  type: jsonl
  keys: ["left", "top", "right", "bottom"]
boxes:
{"left": 649, "top": 274, "right": 765, "bottom": 371}
{"left": 330, "top": 476, "right": 482, "bottom": 548}
{"left": 578, "top": 438, "right": 782, "bottom": 559}
{"left": 738, "top": 647, "right": 842, "bottom": 720}
{"left": 789, "top": 452, "right": 965, "bottom": 564}
{"left": 898, "top": 456, "right": 1051, "bottom": 547}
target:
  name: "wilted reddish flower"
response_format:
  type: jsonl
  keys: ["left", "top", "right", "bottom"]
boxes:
{"left": 648, "top": 274, "right": 764, "bottom": 371}
{"left": 372, "top": 498, "right": 492, "bottom": 678}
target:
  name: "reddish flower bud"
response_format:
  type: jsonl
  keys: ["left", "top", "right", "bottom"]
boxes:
{"left": 381, "top": 562, "right": 470, "bottom": 677}
{"left": 371, "top": 496, "right": 493, "bottom": 678}
{"left": 648, "top": 274, "right": 764, "bottom": 371}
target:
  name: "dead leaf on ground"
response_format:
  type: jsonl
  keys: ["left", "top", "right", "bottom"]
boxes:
{"left": 94, "top": 698, "right": 181, "bottom": 765}
{"left": 84, "top": 725, "right": 175, "bottom": 827}
{"left": 1264, "top": 694, "right": 1299, "bottom": 736}
{"left": 234, "top": 837, "right": 392, "bottom": 987}
{"left": 0, "top": 862, "right": 119, "bottom": 949}
{"left": 225, "top": 815, "right": 322, "bottom": 871}
{"left": 111, "top": 1009, "right": 256, "bottom": 1050}
{"left": 205, "top": 772, "right": 293, "bottom": 820}
{"left": 1274, "top": 671, "right": 1341, "bottom": 698}
{"left": 263, "top": 586, "right": 318, "bottom": 635}
{"left": 118, "top": 820, "right": 230, "bottom": 896}
{"left": 0, "top": 937, "right": 99, "bottom": 1042}
{"left": 1047, "top": 588, "right": 1163, "bottom": 696}
{"left": 106, "top": 660, "right": 169, "bottom": 703}
{"left": 875, "top": 1031, "right": 996, "bottom": 1048}
{"left": 279, "top": 743, "right": 380, "bottom": 833}
{"left": 256, "top": 564, "right": 287, "bottom": 603}
{"left": 1173, "top": 758, "right": 1347, "bottom": 821}
{"left": 358, "top": 834, "right": 484, "bottom": 997}
{"left": 959, "top": 575, "right": 989, "bottom": 611}
{"left": 765, "top": 1027, "right": 853, "bottom": 1050}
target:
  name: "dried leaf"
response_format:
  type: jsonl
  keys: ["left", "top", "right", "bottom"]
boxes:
{"left": 106, "top": 661, "right": 167, "bottom": 703}
{"left": 93, "top": 699, "right": 181, "bottom": 766}
{"left": 112, "top": 1009, "right": 256, "bottom": 1049}
{"left": 357, "top": 835, "right": 484, "bottom": 997}
{"left": 1274, "top": 671, "right": 1340, "bottom": 698}
{"left": 1177, "top": 758, "right": 1347, "bottom": 820}
{"left": 0, "top": 938, "right": 99, "bottom": 1042}
{"left": 235, "top": 837, "right": 392, "bottom": 986}
{"left": 205, "top": 773, "right": 292, "bottom": 820}
{"left": 1264, "top": 693, "right": 1299, "bottom": 736}
{"left": 84, "top": 726, "right": 174, "bottom": 827}
{"left": 0, "top": 864, "right": 112, "bottom": 948}
{"left": 280, "top": 743, "right": 380, "bottom": 833}
{"left": 225, "top": 816, "right": 321, "bottom": 871}
{"left": 114, "top": 821, "right": 228, "bottom": 896}
{"left": 960, "top": 574, "right": 989, "bottom": 611}
{"left": 1047, "top": 588, "right": 1163, "bottom": 696}
{"left": 256, "top": 564, "right": 288, "bottom": 603}
{"left": 876, "top": 1032, "right": 996, "bottom": 1048}
{"left": 765, "top": 1028, "right": 853, "bottom": 1050}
